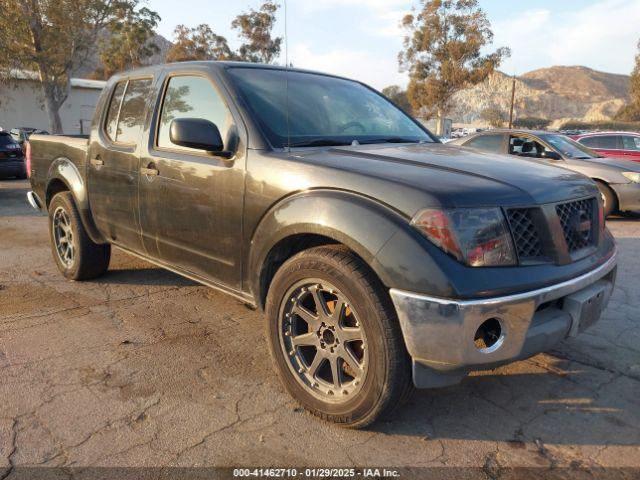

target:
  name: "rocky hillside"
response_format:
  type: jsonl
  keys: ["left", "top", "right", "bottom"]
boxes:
{"left": 449, "top": 66, "right": 630, "bottom": 126}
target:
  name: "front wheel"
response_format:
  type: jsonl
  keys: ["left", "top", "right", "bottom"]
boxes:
{"left": 48, "top": 192, "right": 111, "bottom": 280}
{"left": 265, "top": 245, "right": 412, "bottom": 428}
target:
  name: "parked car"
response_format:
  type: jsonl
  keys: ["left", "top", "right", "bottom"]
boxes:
{"left": 26, "top": 62, "right": 617, "bottom": 427}
{"left": 0, "top": 131, "right": 27, "bottom": 179}
{"left": 10, "top": 127, "right": 49, "bottom": 145}
{"left": 571, "top": 132, "right": 640, "bottom": 162}
{"left": 449, "top": 129, "right": 640, "bottom": 216}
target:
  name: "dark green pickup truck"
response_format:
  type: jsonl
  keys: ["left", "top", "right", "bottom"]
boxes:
{"left": 27, "top": 62, "right": 617, "bottom": 427}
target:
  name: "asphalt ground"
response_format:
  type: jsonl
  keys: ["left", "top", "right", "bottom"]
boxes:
{"left": 1, "top": 179, "right": 639, "bottom": 477}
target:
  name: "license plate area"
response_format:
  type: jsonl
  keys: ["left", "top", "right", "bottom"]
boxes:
{"left": 563, "top": 281, "right": 611, "bottom": 337}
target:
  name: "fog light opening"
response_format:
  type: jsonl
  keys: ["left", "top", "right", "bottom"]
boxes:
{"left": 474, "top": 318, "right": 504, "bottom": 353}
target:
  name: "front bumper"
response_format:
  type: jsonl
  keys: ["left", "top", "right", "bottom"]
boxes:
{"left": 389, "top": 251, "right": 617, "bottom": 388}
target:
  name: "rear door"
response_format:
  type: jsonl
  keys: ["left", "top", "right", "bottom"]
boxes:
{"left": 138, "top": 70, "right": 246, "bottom": 290}
{"left": 87, "top": 77, "right": 153, "bottom": 253}
{"left": 579, "top": 135, "right": 622, "bottom": 159}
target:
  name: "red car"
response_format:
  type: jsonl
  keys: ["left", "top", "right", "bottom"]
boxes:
{"left": 571, "top": 132, "right": 640, "bottom": 162}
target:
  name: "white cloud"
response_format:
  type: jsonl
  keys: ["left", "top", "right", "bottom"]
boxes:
{"left": 290, "top": 43, "right": 408, "bottom": 90}
{"left": 295, "top": 0, "right": 412, "bottom": 38}
{"left": 492, "top": 0, "right": 640, "bottom": 75}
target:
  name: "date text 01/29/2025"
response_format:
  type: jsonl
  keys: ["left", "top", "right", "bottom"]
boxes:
{"left": 232, "top": 468, "right": 401, "bottom": 477}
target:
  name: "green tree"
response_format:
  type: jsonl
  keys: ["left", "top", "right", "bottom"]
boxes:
{"left": 92, "top": 5, "right": 161, "bottom": 79}
{"left": 480, "top": 106, "right": 506, "bottom": 128}
{"left": 615, "top": 39, "right": 640, "bottom": 121}
{"left": 399, "top": 0, "right": 510, "bottom": 135}
{"left": 381, "top": 86, "right": 413, "bottom": 114}
{"left": 165, "top": 24, "right": 235, "bottom": 62}
{"left": 166, "top": 1, "right": 282, "bottom": 64}
{"left": 0, "top": 0, "right": 151, "bottom": 133}
{"left": 513, "top": 117, "right": 550, "bottom": 130}
{"left": 231, "top": 1, "right": 282, "bottom": 64}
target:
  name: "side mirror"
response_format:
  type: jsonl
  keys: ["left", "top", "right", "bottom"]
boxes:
{"left": 541, "top": 150, "right": 561, "bottom": 160}
{"left": 169, "top": 118, "right": 229, "bottom": 156}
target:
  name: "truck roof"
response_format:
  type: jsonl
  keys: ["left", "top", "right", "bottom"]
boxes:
{"left": 108, "top": 61, "right": 360, "bottom": 86}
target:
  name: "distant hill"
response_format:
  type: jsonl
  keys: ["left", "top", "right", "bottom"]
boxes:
{"left": 449, "top": 66, "right": 631, "bottom": 127}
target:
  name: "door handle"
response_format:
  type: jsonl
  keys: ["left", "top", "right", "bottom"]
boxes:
{"left": 140, "top": 167, "right": 159, "bottom": 176}
{"left": 90, "top": 157, "right": 104, "bottom": 167}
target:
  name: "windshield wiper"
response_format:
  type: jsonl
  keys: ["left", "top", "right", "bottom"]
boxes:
{"left": 288, "top": 139, "right": 351, "bottom": 148}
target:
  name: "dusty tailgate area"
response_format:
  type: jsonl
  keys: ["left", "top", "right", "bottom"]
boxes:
{"left": 1, "top": 179, "right": 639, "bottom": 473}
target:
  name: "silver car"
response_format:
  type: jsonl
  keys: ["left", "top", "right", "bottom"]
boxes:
{"left": 449, "top": 129, "right": 640, "bottom": 216}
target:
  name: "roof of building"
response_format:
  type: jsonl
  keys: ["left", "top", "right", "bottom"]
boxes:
{"left": 7, "top": 69, "right": 105, "bottom": 90}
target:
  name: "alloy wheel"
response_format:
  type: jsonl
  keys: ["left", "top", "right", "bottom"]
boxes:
{"left": 279, "top": 280, "right": 368, "bottom": 403}
{"left": 52, "top": 206, "right": 75, "bottom": 268}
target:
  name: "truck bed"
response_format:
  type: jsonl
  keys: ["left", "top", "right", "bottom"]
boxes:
{"left": 28, "top": 134, "right": 89, "bottom": 208}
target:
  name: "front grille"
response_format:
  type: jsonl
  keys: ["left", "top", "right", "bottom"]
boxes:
{"left": 506, "top": 208, "right": 543, "bottom": 261}
{"left": 556, "top": 198, "right": 596, "bottom": 253}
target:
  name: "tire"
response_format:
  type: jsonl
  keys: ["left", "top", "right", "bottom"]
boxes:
{"left": 48, "top": 191, "right": 111, "bottom": 280}
{"left": 265, "top": 245, "right": 412, "bottom": 428}
{"left": 595, "top": 181, "right": 616, "bottom": 217}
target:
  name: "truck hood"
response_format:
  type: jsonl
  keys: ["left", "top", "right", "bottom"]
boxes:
{"left": 295, "top": 143, "right": 597, "bottom": 208}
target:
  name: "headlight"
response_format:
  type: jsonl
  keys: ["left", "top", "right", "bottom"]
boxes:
{"left": 411, "top": 208, "right": 517, "bottom": 267}
{"left": 622, "top": 172, "right": 640, "bottom": 183}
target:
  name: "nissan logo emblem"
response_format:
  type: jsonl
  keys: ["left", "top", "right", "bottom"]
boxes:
{"left": 569, "top": 209, "right": 592, "bottom": 243}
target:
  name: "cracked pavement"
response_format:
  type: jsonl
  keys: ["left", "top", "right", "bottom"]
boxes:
{"left": 1, "top": 179, "right": 639, "bottom": 471}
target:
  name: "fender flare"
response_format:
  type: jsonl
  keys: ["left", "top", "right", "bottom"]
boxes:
{"left": 246, "top": 189, "right": 450, "bottom": 302}
{"left": 46, "top": 157, "right": 106, "bottom": 244}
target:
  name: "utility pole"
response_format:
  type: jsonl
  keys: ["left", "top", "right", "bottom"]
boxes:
{"left": 508, "top": 75, "right": 516, "bottom": 129}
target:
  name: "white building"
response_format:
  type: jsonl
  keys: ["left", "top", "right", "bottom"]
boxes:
{"left": 0, "top": 71, "right": 105, "bottom": 135}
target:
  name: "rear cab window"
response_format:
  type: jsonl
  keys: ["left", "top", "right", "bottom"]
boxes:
{"left": 104, "top": 78, "right": 153, "bottom": 144}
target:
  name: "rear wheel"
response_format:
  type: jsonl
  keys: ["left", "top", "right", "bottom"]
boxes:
{"left": 595, "top": 181, "right": 616, "bottom": 217}
{"left": 49, "top": 192, "right": 111, "bottom": 280}
{"left": 265, "top": 245, "right": 412, "bottom": 428}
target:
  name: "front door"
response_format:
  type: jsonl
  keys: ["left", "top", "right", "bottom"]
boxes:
{"left": 87, "top": 77, "right": 153, "bottom": 253}
{"left": 620, "top": 135, "right": 640, "bottom": 161}
{"left": 138, "top": 72, "right": 245, "bottom": 290}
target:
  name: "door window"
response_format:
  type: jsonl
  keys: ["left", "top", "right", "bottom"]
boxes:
{"left": 585, "top": 135, "right": 619, "bottom": 149}
{"left": 509, "top": 136, "right": 551, "bottom": 158}
{"left": 104, "top": 82, "right": 127, "bottom": 142}
{"left": 157, "top": 75, "right": 234, "bottom": 153}
{"left": 116, "top": 79, "right": 153, "bottom": 144}
{"left": 464, "top": 134, "right": 504, "bottom": 153}
{"left": 104, "top": 79, "right": 152, "bottom": 144}
{"left": 621, "top": 135, "right": 640, "bottom": 151}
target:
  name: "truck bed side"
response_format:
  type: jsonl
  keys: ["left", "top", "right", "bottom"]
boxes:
{"left": 28, "top": 134, "right": 89, "bottom": 209}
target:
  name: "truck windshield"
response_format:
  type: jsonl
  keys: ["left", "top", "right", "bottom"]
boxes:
{"left": 227, "top": 68, "right": 434, "bottom": 148}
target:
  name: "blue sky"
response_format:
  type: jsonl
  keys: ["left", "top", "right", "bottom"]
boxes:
{"left": 150, "top": 0, "right": 640, "bottom": 90}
